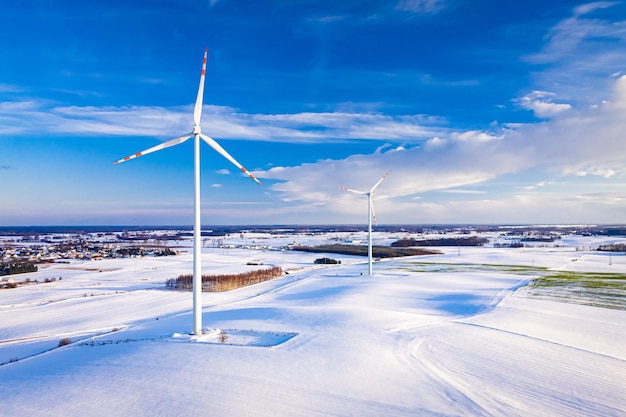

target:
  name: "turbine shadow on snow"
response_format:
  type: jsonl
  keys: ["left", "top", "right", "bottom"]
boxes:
{"left": 206, "top": 307, "right": 284, "bottom": 322}
{"left": 275, "top": 285, "right": 353, "bottom": 302}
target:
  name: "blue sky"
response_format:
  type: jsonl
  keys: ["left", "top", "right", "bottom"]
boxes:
{"left": 1, "top": 0, "right": 625, "bottom": 226}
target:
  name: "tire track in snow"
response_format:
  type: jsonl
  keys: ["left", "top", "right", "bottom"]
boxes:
{"left": 390, "top": 324, "right": 492, "bottom": 416}
{"left": 0, "top": 289, "right": 190, "bottom": 344}
{"left": 407, "top": 322, "right": 626, "bottom": 417}
{"left": 456, "top": 321, "right": 623, "bottom": 361}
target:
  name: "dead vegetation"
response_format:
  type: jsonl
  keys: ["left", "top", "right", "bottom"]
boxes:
{"left": 166, "top": 266, "right": 283, "bottom": 292}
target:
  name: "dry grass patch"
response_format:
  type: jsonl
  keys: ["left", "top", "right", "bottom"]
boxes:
{"left": 166, "top": 266, "right": 283, "bottom": 292}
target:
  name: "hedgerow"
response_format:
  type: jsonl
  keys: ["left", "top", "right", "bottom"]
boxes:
{"left": 166, "top": 266, "right": 283, "bottom": 292}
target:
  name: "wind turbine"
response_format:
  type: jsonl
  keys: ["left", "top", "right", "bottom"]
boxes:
{"left": 338, "top": 170, "right": 390, "bottom": 276}
{"left": 114, "top": 48, "right": 262, "bottom": 335}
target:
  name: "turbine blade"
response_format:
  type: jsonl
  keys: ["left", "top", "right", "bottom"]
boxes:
{"left": 337, "top": 186, "right": 367, "bottom": 195}
{"left": 370, "top": 198, "right": 378, "bottom": 226}
{"left": 200, "top": 134, "right": 262, "bottom": 185}
{"left": 370, "top": 170, "right": 391, "bottom": 193}
{"left": 113, "top": 133, "right": 192, "bottom": 164}
{"left": 193, "top": 47, "right": 208, "bottom": 128}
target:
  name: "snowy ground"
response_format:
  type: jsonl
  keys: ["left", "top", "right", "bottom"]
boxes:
{"left": 1, "top": 233, "right": 625, "bottom": 416}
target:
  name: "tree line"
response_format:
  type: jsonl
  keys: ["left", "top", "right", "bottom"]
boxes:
{"left": 391, "top": 236, "right": 488, "bottom": 247}
{"left": 597, "top": 243, "right": 626, "bottom": 252}
{"left": 166, "top": 266, "right": 283, "bottom": 292}
{"left": 293, "top": 244, "right": 439, "bottom": 258}
{"left": 1, "top": 262, "right": 38, "bottom": 276}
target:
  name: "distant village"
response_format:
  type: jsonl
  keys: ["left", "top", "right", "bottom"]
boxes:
{"left": 2, "top": 236, "right": 176, "bottom": 262}
{"left": 1, "top": 231, "right": 179, "bottom": 279}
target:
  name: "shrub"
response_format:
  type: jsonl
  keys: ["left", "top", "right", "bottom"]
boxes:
{"left": 314, "top": 257, "right": 341, "bottom": 265}
{"left": 58, "top": 337, "right": 72, "bottom": 347}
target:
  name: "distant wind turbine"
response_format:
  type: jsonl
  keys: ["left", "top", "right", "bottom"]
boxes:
{"left": 338, "top": 170, "right": 390, "bottom": 276}
{"left": 114, "top": 48, "right": 262, "bottom": 335}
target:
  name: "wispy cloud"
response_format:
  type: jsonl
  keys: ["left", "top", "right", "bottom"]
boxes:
{"left": 299, "top": 0, "right": 450, "bottom": 26}
{"left": 573, "top": 1, "right": 618, "bottom": 17}
{"left": 0, "top": 165, "right": 14, "bottom": 170}
{"left": 528, "top": 2, "right": 625, "bottom": 65}
{"left": 438, "top": 189, "right": 487, "bottom": 194}
{"left": 396, "top": 189, "right": 626, "bottom": 224}
{"left": 525, "top": 1, "right": 626, "bottom": 106}
{"left": 0, "top": 83, "right": 25, "bottom": 93}
{"left": 0, "top": 101, "right": 448, "bottom": 143}
{"left": 307, "top": 15, "right": 346, "bottom": 24}
{"left": 395, "top": 0, "right": 448, "bottom": 15}
{"left": 519, "top": 179, "right": 557, "bottom": 191}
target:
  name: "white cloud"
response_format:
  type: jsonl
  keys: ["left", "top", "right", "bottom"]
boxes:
{"left": 515, "top": 75, "right": 626, "bottom": 176}
{"left": 449, "top": 130, "right": 501, "bottom": 142}
{"left": 258, "top": 140, "right": 521, "bottom": 205}
{"left": 518, "top": 91, "right": 572, "bottom": 118}
{"left": 253, "top": 75, "right": 626, "bottom": 222}
{"left": 216, "top": 169, "right": 230, "bottom": 175}
{"left": 370, "top": 188, "right": 624, "bottom": 224}
{"left": 610, "top": 75, "right": 626, "bottom": 109}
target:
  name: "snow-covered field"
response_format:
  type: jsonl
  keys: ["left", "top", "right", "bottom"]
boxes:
{"left": 1, "top": 233, "right": 625, "bottom": 416}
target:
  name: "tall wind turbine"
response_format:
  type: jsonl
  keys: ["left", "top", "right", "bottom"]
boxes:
{"left": 338, "top": 170, "right": 390, "bottom": 276}
{"left": 114, "top": 48, "right": 262, "bottom": 335}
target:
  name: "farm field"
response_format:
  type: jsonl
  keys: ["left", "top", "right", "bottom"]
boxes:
{"left": 1, "top": 231, "right": 625, "bottom": 416}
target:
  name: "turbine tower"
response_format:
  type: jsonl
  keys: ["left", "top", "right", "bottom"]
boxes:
{"left": 114, "top": 48, "right": 262, "bottom": 335}
{"left": 338, "top": 170, "right": 390, "bottom": 276}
